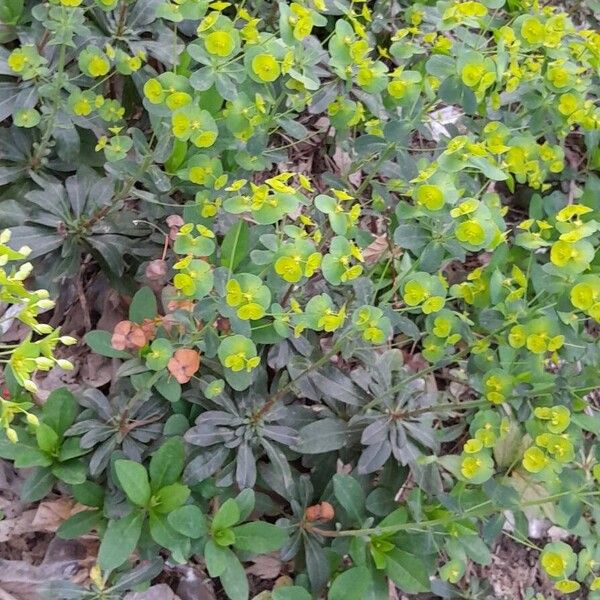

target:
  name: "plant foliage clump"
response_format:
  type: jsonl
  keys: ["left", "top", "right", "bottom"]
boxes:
{"left": 0, "top": 0, "right": 600, "bottom": 598}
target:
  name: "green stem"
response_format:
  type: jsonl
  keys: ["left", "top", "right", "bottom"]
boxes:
{"left": 259, "top": 331, "right": 352, "bottom": 417}
{"left": 83, "top": 151, "right": 154, "bottom": 229}
{"left": 32, "top": 37, "right": 67, "bottom": 167}
{"left": 354, "top": 143, "right": 396, "bottom": 197}
{"left": 311, "top": 487, "right": 599, "bottom": 538}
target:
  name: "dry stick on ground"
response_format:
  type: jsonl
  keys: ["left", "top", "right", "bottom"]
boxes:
{"left": 76, "top": 262, "right": 92, "bottom": 332}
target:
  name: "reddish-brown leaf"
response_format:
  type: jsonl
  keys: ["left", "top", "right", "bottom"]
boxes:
{"left": 167, "top": 348, "right": 200, "bottom": 384}
{"left": 111, "top": 321, "right": 147, "bottom": 351}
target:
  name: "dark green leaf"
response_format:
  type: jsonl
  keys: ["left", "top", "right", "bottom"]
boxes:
{"left": 232, "top": 522, "right": 287, "bottom": 553}
{"left": 84, "top": 330, "right": 131, "bottom": 359}
{"left": 98, "top": 512, "right": 144, "bottom": 572}
{"left": 148, "top": 511, "right": 186, "bottom": 551}
{"left": 220, "top": 553, "right": 249, "bottom": 600}
{"left": 304, "top": 534, "right": 330, "bottom": 593}
{"left": 155, "top": 376, "right": 182, "bottom": 402}
{"left": 129, "top": 287, "right": 157, "bottom": 322}
{"left": 384, "top": 548, "right": 429, "bottom": 594}
{"left": 328, "top": 567, "right": 371, "bottom": 600}
{"left": 333, "top": 474, "right": 365, "bottom": 523}
{"left": 111, "top": 558, "right": 164, "bottom": 592}
{"left": 52, "top": 460, "right": 87, "bottom": 485}
{"left": 57, "top": 509, "right": 103, "bottom": 539}
{"left": 14, "top": 446, "right": 52, "bottom": 468}
{"left": 42, "top": 388, "right": 77, "bottom": 436}
{"left": 297, "top": 419, "right": 347, "bottom": 454}
{"left": 272, "top": 588, "right": 312, "bottom": 600}
{"left": 21, "top": 468, "right": 55, "bottom": 503}
{"left": 220, "top": 220, "right": 249, "bottom": 272}
{"left": 204, "top": 539, "right": 230, "bottom": 577}
{"left": 72, "top": 481, "right": 104, "bottom": 508}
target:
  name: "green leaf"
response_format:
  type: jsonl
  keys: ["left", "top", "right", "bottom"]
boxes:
{"left": 168, "top": 505, "right": 207, "bottom": 538}
{"left": 469, "top": 156, "right": 508, "bottom": 181}
{"left": 204, "top": 539, "right": 230, "bottom": 577}
{"left": 42, "top": 388, "right": 77, "bottom": 436}
{"left": 152, "top": 483, "right": 190, "bottom": 514}
{"left": 235, "top": 488, "right": 255, "bottom": 521}
{"left": 129, "top": 287, "right": 157, "bottom": 322}
{"left": 333, "top": 474, "right": 365, "bottom": 524}
{"left": 85, "top": 330, "right": 131, "bottom": 358}
{"left": 57, "top": 509, "right": 103, "bottom": 539}
{"left": 155, "top": 375, "right": 182, "bottom": 402}
{"left": 296, "top": 419, "right": 347, "bottom": 454}
{"left": 150, "top": 437, "right": 185, "bottom": 490}
{"left": 148, "top": 511, "right": 186, "bottom": 551}
{"left": 328, "top": 567, "right": 372, "bottom": 600}
{"left": 36, "top": 422, "right": 59, "bottom": 454}
{"left": 14, "top": 446, "right": 53, "bottom": 468}
{"left": 212, "top": 498, "right": 240, "bottom": 531}
{"left": 213, "top": 526, "right": 236, "bottom": 547}
{"left": 163, "top": 414, "right": 189, "bottom": 435}
{"left": 110, "top": 558, "right": 164, "bottom": 592}
{"left": 384, "top": 548, "right": 429, "bottom": 593}
{"left": 221, "top": 220, "right": 249, "bottom": 272}
{"left": 52, "top": 460, "right": 87, "bottom": 485}
{"left": 0, "top": 0, "right": 24, "bottom": 24}
{"left": 115, "top": 460, "right": 151, "bottom": 508}
{"left": 232, "top": 522, "right": 287, "bottom": 553}
{"left": 378, "top": 507, "right": 408, "bottom": 528}
{"left": 276, "top": 117, "right": 309, "bottom": 140}
{"left": 304, "top": 534, "right": 330, "bottom": 593}
{"left": 98, "top": 511, "right": 144, "bottom": 572}
{"left": 72, "top": 481, "right": 105, "bottom": 508}
{"left": 272, "top": 587, "right": 312, "bottom": 600}
{"left": 145, "top": 338, "right": 173, "bottom": 371}
{"left": 165, "top": 139, "right": 188, "bottom": 172}
{"left": 459, "top": 534, "right": 492, "bottom": 566}
{"left": 21, "top": 468, "right": 55, "bottom": 503}
{"left": 425, "top": 55, "right": 455, "bottom": 77}
{"left": 59, "top": 437, "right": 89, "bottom": 462}
{"left": 220, "top": 553, "right": 249, "bottom": 600}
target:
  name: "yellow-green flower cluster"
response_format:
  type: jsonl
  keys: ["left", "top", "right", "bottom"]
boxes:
{"left": 0, "top": 231, "right": 75, "bottom": 401}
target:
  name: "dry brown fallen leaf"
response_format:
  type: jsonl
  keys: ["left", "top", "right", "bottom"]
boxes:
{"left": 362, "top": 234, "right": 390, "bottom": 264}
{"left": 125, "top": 584, "right": 180, "bottom": 600}
{"left": 246, "top": 555, "right": 283, "bottom": 580}
{"left": 0, "top": 498, "right": 82, "bottom": 543}
{"left": 111, "top": 320, "right": 148, "bottom": 350}
{"left": 80, "top": 352, "right": 114, "bottom": 388}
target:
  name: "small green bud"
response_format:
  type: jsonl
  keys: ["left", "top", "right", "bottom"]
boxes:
{"left": 15, "top": 262, "right": 33, "bottom": 281}
{"left": 37, "top": 299, "right": 55, "bottom": 310}
{"left": 6, "top": 428, "right": 18, "bottom": 443}
{"left": 23, "top": 380, "right": 38, "bottom": 393}
{"left": 26, "top": 413, "right": 39, "bottom": 427}
{"left": 35, "top": 357, "right": 54, "bottom": 370}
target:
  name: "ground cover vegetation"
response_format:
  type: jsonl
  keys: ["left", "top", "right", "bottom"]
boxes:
{"left": 0, "top": 0, "right": 599, "bottom": 598}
